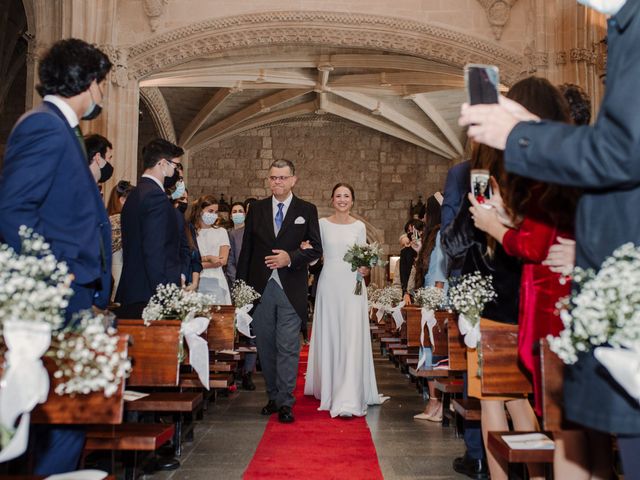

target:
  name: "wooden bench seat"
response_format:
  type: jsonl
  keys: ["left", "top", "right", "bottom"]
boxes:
{"left": 179, "top": 372, "right": 234, "bottom": 389}
{"left": 408, "top": 367, "right": 450, "bottom": 378}
{"left": 85, "top": 423, "right": 175, "bottom": 451}
{"left": 453, "top": 398, "right": 482, "bottom": 421}
{"left": 488, "top": 431, "right": 554, "bottom": 464}
{"left": 125, "top": 392, "right": 202, "bottom": 413}
{"left": 434, "top": 378, "right": 464, "bottom": 394}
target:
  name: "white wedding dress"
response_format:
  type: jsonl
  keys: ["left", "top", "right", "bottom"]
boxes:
{"left": 304, "top": 218, "right": 385, "bottom": 417}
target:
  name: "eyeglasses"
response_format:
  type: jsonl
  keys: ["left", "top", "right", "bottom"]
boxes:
{"left": 269, "top": 175, "right": 292, "bottom": 182}
{"left": 168, "top": 160, "right": 183, "bottom": 171}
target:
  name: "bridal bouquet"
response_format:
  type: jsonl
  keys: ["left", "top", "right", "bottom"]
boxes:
{"left": 549, "top": 243, "right": 640, "bottom": 365}
{"left": 231, "top": 280, "right": 261, "bottom": 338}
{"left": 142, "top": 283, "right": 218, "bottom": 325}
{"left": 343, "top": 242, "right": 387, "bottom": 295}
{"left": 448, "top": 272, "right": 496, "bottom": 348}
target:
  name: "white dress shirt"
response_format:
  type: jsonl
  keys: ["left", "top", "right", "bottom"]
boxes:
{"left": 43, "top": 95, "right": 79, "bottom": 128}
{"left": 142, "top": 173, "right": 164, "bottom": 191}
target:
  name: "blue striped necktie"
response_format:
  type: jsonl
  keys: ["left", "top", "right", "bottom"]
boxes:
{"left": 275, "top": 203, "right": 284, "bottom": 233}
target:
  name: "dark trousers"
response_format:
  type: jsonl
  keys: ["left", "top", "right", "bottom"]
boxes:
{"left": 618, "top": 435, "right": 640, "bottom": 480}
{"left": 252, "top": 279, "right": 302, "bottom": 408}
{"left": 115, "top": 301, "right": 147, "bottom": 320}
{"left": 463, "top": 372, "right": 485, "bottom": 460}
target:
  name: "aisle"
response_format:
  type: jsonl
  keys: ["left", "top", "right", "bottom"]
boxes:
{"left": 243, "top": 346, "right": 384, "bottom": 479}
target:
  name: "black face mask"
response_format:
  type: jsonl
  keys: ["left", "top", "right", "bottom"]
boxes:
{"left": 82, "top": 102, "right": 102, "bottom": 121}
{"left": 164, "top": 168, "right": 180, "bottom": 188}
{"left": 176, "top": 201, "right": 188, "bottom": 214}
{"left": 99, "top": 161, "right": 114, "bottom": 183}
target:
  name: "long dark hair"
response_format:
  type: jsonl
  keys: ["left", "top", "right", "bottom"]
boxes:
{"left": 414, "top": 195, "right": 442, "bottom": 288}
{"left": 501, "top": 77, "right": 577, "bottom": 231}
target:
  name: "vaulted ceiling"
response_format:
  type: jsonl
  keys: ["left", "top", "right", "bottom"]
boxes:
{"left": 139, "top": 47, "right": 468, "bottom": 160}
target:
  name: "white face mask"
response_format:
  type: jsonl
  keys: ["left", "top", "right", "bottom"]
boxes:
{"left": 577, "top": 0, "right": 626, "bottom": 15}
{"left": 202, "top": 211, "right": 218, "bottom": 226}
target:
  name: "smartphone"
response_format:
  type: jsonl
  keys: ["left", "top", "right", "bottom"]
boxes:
{"left": 470, "top": 169, "right": 492, "bottom": 206}
{"left": 464, "top": 64, "right": 499, "bottom": 105}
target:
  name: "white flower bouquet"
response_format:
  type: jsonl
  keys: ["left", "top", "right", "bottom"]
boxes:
{"left": 549, "top": 243, "right": 640, "bottom": 365}
{"left": 413, "top": 286, "right": 447, "bottom": 311}
{"left": 343, "top": 242, "right": 387, "bottom": 295}
{"left": 0, "top": 226, "right": 73, "bottom": 331}
{"left": 50, "top": 311, "right": 132, "bottom": 397}
{"left": 448, "top": 272, "right": 496, "bottom": 348}
{"left": 376, "top": 286, "right": 405, "bottom": 329}
{"left": 231, "top": 280, "right": 261, "bottom": 309}
{"left": 142, "top": 283, "right": 218, "bottom": 326}
{"left": 231, "top": 280, "right": 261, "bottom": 338}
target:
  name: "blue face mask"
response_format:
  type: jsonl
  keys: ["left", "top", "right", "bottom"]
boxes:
{"left": 202, "top": 211, "right": 218, "bottom": 226}
{"left": 232, "top": 213, "right": 246, "bottom": 225}
{"left": 171, "top": 180, "right": 186, "bottom": 200}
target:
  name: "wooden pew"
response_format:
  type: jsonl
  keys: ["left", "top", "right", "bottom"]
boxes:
{"left": 109, "top": 319, "right": 195, "bottom": 460}
{"left": 485, "top": 337, "right": 558, "bottom": 469}
{"left": 447, "top": 313, "right": 467, "bottom": 372}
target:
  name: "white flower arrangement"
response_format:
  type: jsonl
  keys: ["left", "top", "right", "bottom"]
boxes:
{"left": 413, "top": 286, "right": 447, "bottom": 311}
{"left": 548, "top": 243, "right": 640, "bottom": 365}
{"left": 448, "top": 272, "right": 496, "bottom": 348}
{"left": 376, "top": 286, "right": 403, "bottom": 309}
{"left": 367, "top": 283, "right": 381, "bottom": 310}
{"left": 343, "top": 242, "right": 387, "bottom": 294}
{"left": 142, "top": 283, "right": 218, "bottom": 326}
{"left": 49, "top": 311, "right": 131, "bottom": 397}
{"left": 231, "top": 280, "right": 261, "bottom": 309}
{"left": 0, "top": 226, "right": 73, "bottom": 331}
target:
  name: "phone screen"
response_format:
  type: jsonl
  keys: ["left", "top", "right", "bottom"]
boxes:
{"left": 470, "top": 169, "right": 491, "bottom": 204}
{"left": 464, "top": 64, "right": 499, "bottom": 105}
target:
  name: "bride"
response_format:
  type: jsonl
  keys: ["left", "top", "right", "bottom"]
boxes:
{"left": 304, "top": 183, "right": 385, "bottom": 417}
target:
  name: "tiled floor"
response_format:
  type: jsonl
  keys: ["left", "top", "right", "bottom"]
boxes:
{"left": 148, "top": 341, "right": 467, "bottom": 480}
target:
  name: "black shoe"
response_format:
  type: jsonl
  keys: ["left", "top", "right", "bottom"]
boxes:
{"left": 452, "top": 454, "right": 489, "bottom": 479}
{"left": 261, "top": 400, "right": 278, "bottom": 415}
{"left": 144, "top": 456, "right": 180, "bottom": 472}
{"left": 278, "top": 406, "right": 295, "bottom": 423}
{"left": 242, "top": 372, "right": 256, "bottom": 391}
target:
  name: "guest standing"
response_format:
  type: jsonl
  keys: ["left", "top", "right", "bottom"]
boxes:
{"left": 107, "top": 180, "right": 134, "bottom": 302}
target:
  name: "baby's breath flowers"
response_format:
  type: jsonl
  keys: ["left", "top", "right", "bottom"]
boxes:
{"left": 448, "top": 272, "right": 496, "bottom": 348}
{"left": 413, "top": 286, "right": 447, "bottom": 311}
{"left": 231, "top": 280, "right": 261, "bottom": 309}
{"left": 548, "top": 243, "right": 640, "bottom": 364}
{"left": 142, "top": 283, "right": 218, "bottom": 325}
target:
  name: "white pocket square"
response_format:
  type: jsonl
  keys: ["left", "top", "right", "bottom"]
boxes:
{"left": 294, "top": 216, "right": 306, "bottom": 224}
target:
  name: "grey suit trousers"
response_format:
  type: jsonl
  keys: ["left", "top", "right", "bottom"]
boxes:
{"left": 252, "top": 279, "right": 302, "bottom": 408}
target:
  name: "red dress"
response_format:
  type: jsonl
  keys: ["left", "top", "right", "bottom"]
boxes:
{"left": 502, "top": 211, "right": 572, "bottom": 416}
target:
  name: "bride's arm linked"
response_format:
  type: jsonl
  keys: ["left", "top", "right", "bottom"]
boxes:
{"left": 288, "top": 204, "right": 323, "bottom": 270}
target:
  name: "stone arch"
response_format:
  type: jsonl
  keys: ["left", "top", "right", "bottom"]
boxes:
{"left": 139, "top": 87, "right": 177, "bottom": 143}
{"left": 126, "top": 11, "right": 525, "bottom": 85}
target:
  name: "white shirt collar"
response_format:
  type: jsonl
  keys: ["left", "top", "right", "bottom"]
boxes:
{"left": 43, "top": 95, "right": 79, "bottom": 128}
{"left": 142, "top": 174, "right": 165, "bottom": 191}
{"left": 272, "top": 193, "right": 293, "bottom": 210}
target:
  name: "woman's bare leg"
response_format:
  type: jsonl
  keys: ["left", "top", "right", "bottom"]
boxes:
{"left": 505, "top": 399, "right": 544, "bottom": 480}
{"left": 481, "top": 399, "right": 509, "bottom": 480}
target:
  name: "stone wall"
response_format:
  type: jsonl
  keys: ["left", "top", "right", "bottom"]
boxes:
{"left": 0, "top": 65, "right": 26, "bottom": 167}
{"left": 188, "top": 120, "right": 451, "bottom": 256}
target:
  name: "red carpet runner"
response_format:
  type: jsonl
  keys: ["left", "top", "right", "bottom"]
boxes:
{"left": 243, "top": 346, "right": 384, "bottom": 479}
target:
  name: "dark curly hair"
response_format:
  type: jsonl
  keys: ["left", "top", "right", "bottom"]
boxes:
{"left": 36, "top": 38, "right": 112, "bottom": 98}
{"left": 142, "top": 138, "right": 184, "bottom": 170}
{"left": 558, "top": 83, "right": 592, "bottom": 126}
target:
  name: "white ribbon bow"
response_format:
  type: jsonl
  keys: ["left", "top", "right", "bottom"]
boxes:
{"left": 389, "top": 301, "right": 406, "bottom": 330}
{"left": 457, "top": 313, "right": 481, "bottom": 348}
{"left": 0, "top": 320, "right": 51, "bottom": 462}
{"left": 374, "top": 304, "right": 385, "bottom": 323}
{"left": 594, "top": 346, "right": 640, "bottom": 404}
{"left": 235, "top": 304, "right": 255, "bottom": 339}
{"left": 181, "top": 314, "right": 210, "bottom": 390}
{"left": 420, "top": 308, "right": 437, "bottom": 348}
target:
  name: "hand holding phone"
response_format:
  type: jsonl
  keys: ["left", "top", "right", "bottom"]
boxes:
{"left": 470, "top": 169, "right": 492, "bottom": 208}
{"left": 464, "top": 64, "right": 499, "bottom": 105}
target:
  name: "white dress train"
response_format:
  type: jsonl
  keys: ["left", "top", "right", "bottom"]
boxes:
{"left": 304, "top": 218, "right": 385, "bottom": 417}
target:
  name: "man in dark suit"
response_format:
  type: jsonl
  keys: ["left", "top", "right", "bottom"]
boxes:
{"left": 459, "top": 0, "right": 640, "bottom": 474}
{"left": 115, "top": 138, "right": 184, "bottom": 319}
{"left": 237, "top": 159, "right": 322, "bottom": 423}
{"left": 0, "top": 38, "right": 112, "bottom": 475}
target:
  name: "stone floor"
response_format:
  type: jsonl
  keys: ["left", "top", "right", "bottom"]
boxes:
{"left": 147, "top": 341, "right": 468, "bottom": 480}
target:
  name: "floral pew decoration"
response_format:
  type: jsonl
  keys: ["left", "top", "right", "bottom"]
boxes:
{"left": 413, "top": 286, "right": 447, "bottom": 369}
{"left": 448, "top": 272, "right": 496, "bottom": 349}
{"left": 376, "top": 286, "right": 405, "bottom": 330}
{"left": 231, "top": 280, "right": 260, "bottom": 339}
{"left": 548, "top": 243, "right": 640, "bottom": 403}
{"left": 142, "top": 284, "right": 218, "bottom": 389}
{"left": 367, "top": 284, "right": 383, "bottom": 322}
{"left": 0, "top": 227, "right": 131, "bottom": 462}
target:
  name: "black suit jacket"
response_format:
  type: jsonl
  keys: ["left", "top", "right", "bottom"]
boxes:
{"left": 237, "top": 195, "right": 322, "bottom": 321}
{"left": 116, "top": 177, "right": 181, "bottom": 306}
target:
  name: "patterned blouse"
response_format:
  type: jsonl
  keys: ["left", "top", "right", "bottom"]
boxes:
{"left": 110, "top": 213, "right": 122, "bottom": 253}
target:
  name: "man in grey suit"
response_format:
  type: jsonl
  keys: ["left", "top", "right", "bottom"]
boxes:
{"left": 237, "top": 159, "right": 322, "bottom": 423}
